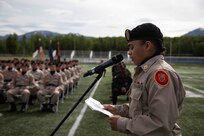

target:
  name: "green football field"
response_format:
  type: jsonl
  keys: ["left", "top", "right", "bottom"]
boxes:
{"left": 0, "top": 64, "right": 203, "bottom": 136}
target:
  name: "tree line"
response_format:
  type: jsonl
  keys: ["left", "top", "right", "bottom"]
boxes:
{"left": 0, "top": 33, "right": 204, "bottom": 56}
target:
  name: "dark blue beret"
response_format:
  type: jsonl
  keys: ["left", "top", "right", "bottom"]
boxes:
{"left": 125, "top": 23, "right": 163, "bottom": 42}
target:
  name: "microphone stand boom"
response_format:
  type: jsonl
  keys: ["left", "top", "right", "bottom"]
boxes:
{"left": 50, "top": 72, "right": 104, "bottom": 136}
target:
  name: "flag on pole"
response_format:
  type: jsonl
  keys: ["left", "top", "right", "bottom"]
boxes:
{"left": 39, "top": 46, "right": 44, "bottom": 61}
{"left": 52, "top": 50, "right": 56, "bottom": 59}
{"left": 48, "top": 45, "right": 54, "bottom": 62}
{"left": 32, "top": 50, "right": 38, "bottom": 59}
{"left": 56, "top": 42, "right": 60, "bottom": 62}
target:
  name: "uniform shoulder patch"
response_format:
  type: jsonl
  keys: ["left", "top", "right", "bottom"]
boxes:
{"left": 154, "top": 70, "right": 169, "bottom": 86}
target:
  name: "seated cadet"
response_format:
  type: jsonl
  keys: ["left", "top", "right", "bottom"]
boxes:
{"left": 6, "top": 63, "right": 36, "bottom": 112}
{"left": 1, "top": 60, "right": 18, "bottom": 103}
{"left": 3, "top": 60, "right": 18, "bottom": 91}
{"left": 1, "top": 60, "right": 6, "bottom": 71}
{"left": 28, "top": 60, "right": 44, "bottom": 105}
{"left": 111, "top": 62, "right": 132, "bottom": 105}
{"left": 39, "top": 61, "right": 45, "bottom": 71}
{"left": 60, "top": 62, "right": 70, "bottom": 96}
{"left": 37, "top": 63, "right": 62, "bottom": 112}
{"left": 65, "top": 62, "right": 74, "bottom": 93}
{"left": 0, "top": 73, "right": 4, "bottom": 103}
{"left": 56, "top": 63, "right": 67, "bottom": 99}
{"left": 14, "top": 61, "right": 22, "bottom": 72}
{"left": 75, "top": 60, "right": 81, "bottom": 76}
{"left": 72, "top": 60, "right": 80, "bottom": 87}
{"left": 68, "top": 61, "right": 77, "bottom": 88}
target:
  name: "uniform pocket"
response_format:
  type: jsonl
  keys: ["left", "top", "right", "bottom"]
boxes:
{"left": 129, "top": 87, "right": 143, "bottom": 116}
{"left": 130, "top": 87, "right": 143, "bottom": 101}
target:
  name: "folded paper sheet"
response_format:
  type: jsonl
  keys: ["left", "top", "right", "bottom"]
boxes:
{"left": 85, "top": 97, "right": 113, "bottom": 117}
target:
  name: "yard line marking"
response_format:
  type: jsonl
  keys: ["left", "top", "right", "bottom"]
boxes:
{"left": 67, "top": 77, "right": 103, "bottom": 136}
{"left": 184, "top": 84, "right": 204, "bottom": 94}
{"left": 185, "top": 90, "right": 203, "bottom": 98}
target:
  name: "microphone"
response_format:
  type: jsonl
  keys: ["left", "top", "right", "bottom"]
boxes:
{"left": 83, "top": 54, "right": 124, "bottom": 77}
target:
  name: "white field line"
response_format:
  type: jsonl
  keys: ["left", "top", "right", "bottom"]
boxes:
{"left": 185, "top": 90, "right": 203, "bottom": 98}
{"left": 184, "top": 84, "right": 204, "bottom": 94}
{"left": 67, "top": 77, "right": 102, "bottom": 136}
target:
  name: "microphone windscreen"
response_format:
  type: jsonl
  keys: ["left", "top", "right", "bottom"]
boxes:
{"left": 112, "top": 54, "right": 124, "bottom": 64}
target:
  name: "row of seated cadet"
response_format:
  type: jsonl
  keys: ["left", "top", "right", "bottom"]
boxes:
{"left": 0, "top": 59, "right": 81, "bottom": 113}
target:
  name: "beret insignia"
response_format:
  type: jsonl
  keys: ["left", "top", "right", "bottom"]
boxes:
{"left": 125, "top": 29, "right": 131, "bottom": 41}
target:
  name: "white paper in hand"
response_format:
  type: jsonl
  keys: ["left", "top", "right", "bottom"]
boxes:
{"left": 85, "top": 97, "right": 113, "bottom": 117}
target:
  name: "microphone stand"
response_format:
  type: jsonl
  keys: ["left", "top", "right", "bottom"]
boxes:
{"left": 50, "top": 72, "right": 104, "bottom": 136}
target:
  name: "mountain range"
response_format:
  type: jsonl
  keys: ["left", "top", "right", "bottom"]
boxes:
{"left": 183, "top": 28, "right": 204, "bottom": 36}
{"left": 0, "top": 28, "right": 204, "bottom": 40}
{"left": 0, "top": 30, "right": 62, "bottom": 41}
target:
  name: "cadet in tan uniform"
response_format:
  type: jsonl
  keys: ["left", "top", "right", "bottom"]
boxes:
{"left": 14, "top": 61, "right": 22, "bottom": 72}
{"left": 3, "top": 60, "right": 18, "bottom": 91}
{"left": 0, "top": 73, "right": 4, "bottom": 103}
{"left": 62, "top": 63, "right": 70, "bottom": 91}
{"left": 68, "top": 61, "right": 76, "bottom": 86}
{"left": 6, "top": 63, "right": 36, "bottom": 112}
{"left": 0, "top": 73, "right": 3, "bottom": 89}
{"left": 72, "top": 60, "right": 80, "bottom": 87}
{"left": 37, "top": 63, "right": 62, "bottom": 112}
{"left": 28, "top": 61, "right": 44, "bottom": 105}
{"left": 56, "top": 63, "right": 67, "bottom": 100}
{"left": 65, "top": 62, "right": 74, "bottom": 93}
{"left": 104, "top": 23, "right": 186, "bottom": 136}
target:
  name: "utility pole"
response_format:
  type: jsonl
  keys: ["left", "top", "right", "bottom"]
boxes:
{"left": 170, "top": 40, "right": 172, "bottom": 64}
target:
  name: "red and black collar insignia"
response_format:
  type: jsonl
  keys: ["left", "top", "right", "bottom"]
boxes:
{"left": 154, "top": 70, "right": 169, "bottom": 86}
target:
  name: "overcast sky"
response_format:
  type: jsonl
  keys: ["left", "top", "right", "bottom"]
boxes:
{"left": 0, "top": 0, "right": 203, "bottom": 37}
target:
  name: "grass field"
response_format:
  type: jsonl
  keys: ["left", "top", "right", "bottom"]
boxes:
{"left": 0, "top": 64, "right": 204, "bottom": 136}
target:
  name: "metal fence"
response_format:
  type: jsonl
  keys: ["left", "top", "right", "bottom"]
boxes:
{"left": 1, "top": 50, "right": 204, "bottom": 64}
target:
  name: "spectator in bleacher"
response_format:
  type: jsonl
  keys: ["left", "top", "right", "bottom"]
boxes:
{"left": 104, "top": 23, "right": 186, "bottom": 136}
{"left": 6, "top": 63, "right": 36, "bottom": 112}
{"left": 111, "top": 62, "right": 132, "bottom": 105}
{"left": 37, "top": 63, "right": 62, "bottom": 112}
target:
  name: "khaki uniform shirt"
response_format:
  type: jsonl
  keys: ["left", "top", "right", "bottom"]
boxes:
{"left": 69, "top": 67, "right": 75, "bottom": 79}
{"left": 0, "top": 73, "right": 4, "bottom": 89}
{"left": 65, "top": 69, "right": 74, "bottom": 84}
{"left": 12, "top": 72, "right": 35, "bottom": 88}
{"left": 60, "top": 71, "right": 68, "bottom": 84}
{"left": 75, "top": 65, "right": 81, "bottom": 75}
{"left": 116, "top": 55, "right": 186, "bottom": 136}
{"left": 3, "top": 68, "right": 17, "bottom": 82}
{"left": 44, "top": 72, "right": 63, "bottom": 87}
{"left": 28, "top": 69, "right": 44, "bottom": 84}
